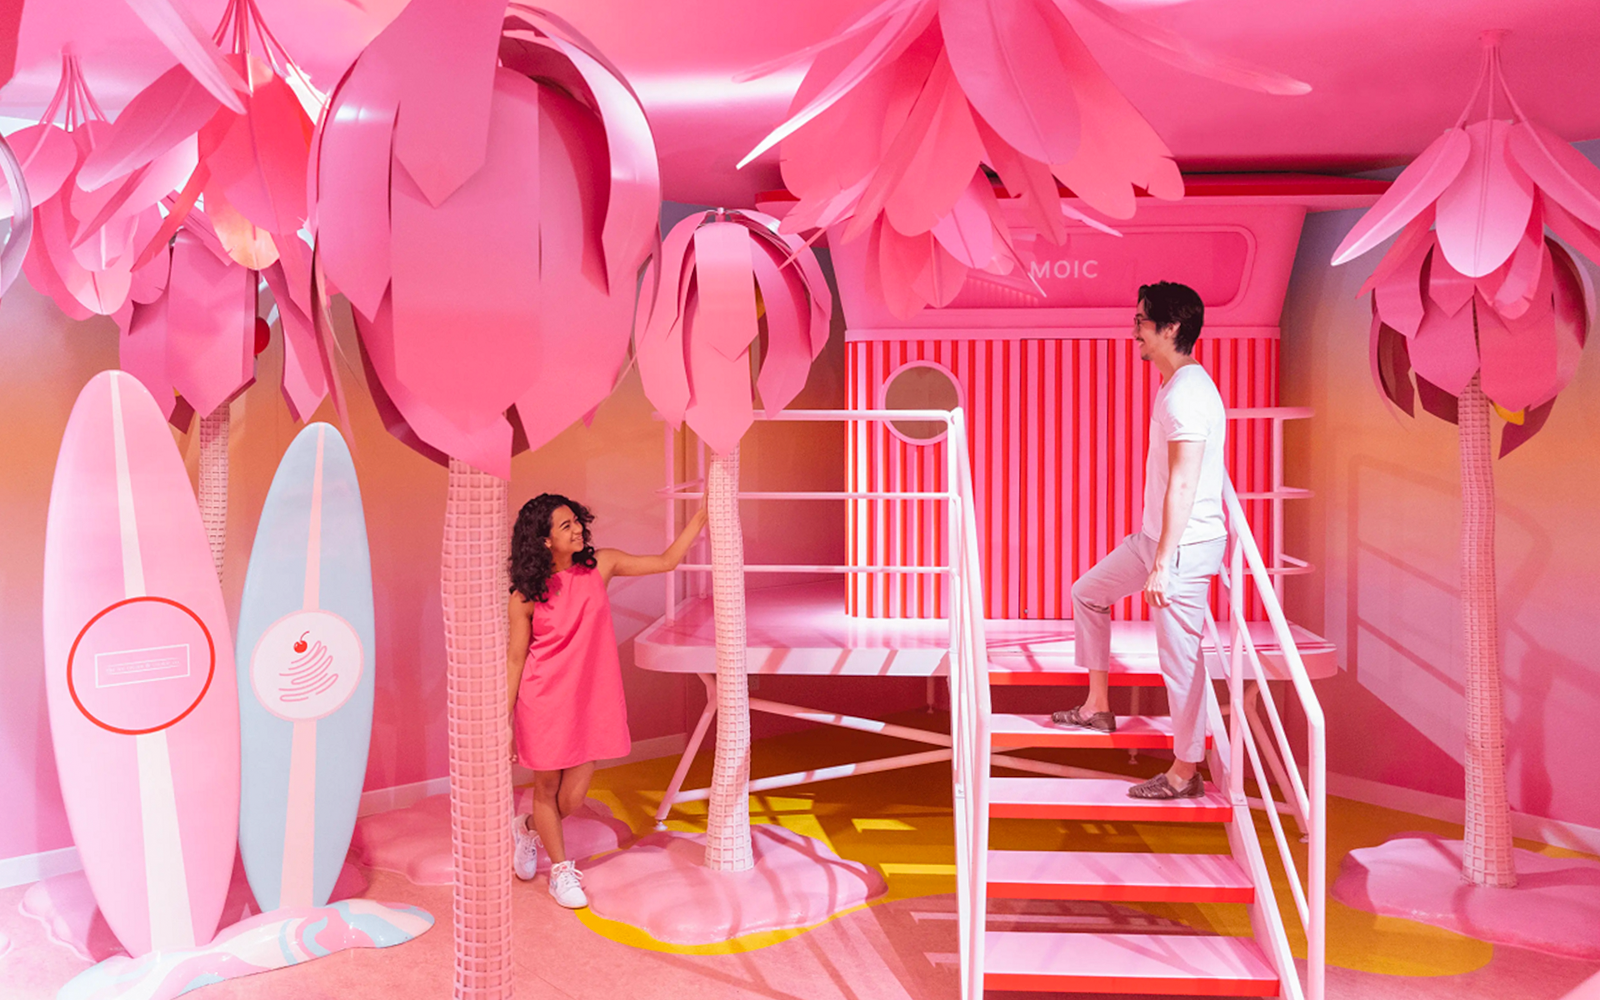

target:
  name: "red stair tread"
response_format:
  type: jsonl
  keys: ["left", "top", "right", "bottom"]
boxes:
{"left": 991, "top": 713, "right": 1212, "bottom": 750}
{"left": 987, "top": 850, "right": 1253, "bottom": 903}
{"left": 985, "top": 931, "right": 1278, "bottom": 995}
{"left": 989, "top": 777, "right": 1232, "bottom": 822}
{"left": 990, "top": 658, "right": 1167, "bottom": 687}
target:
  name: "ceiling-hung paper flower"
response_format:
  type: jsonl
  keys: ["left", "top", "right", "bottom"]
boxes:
{"left": 80, "top": 0, "right": 314, "bottom": 276}
{"left": 119, "top": 207, "right": 329, "bottom": 430}
{"left": 1333, "top": 33, "right": 1599, "bottom": 454}
{"left": 635, "top": 209, "right": 833, "bottom": 455}
{"left": 8, "top": 52, "right": 183, "bottom": 321}
{"left": 0, "top": 131, "right": 35, "bottom": 299}
{"left": 738, "top": 0, "right": 1309, "bottom": 317}
{"left": 314, "top": 0, "right": 660, "bottom": 479}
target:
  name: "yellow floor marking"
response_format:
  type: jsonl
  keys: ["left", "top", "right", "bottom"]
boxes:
{"left": 583, "top": 713, "right": 1589, "bottom": 974}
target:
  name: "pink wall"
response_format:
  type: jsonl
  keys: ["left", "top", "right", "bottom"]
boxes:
{"left": 1280, "top": 144, "right": 1600, "bottom": 830}
{"left": 0, "top": 235, "right": 848, "bottom": 866}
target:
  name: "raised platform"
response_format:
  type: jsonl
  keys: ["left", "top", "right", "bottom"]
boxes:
{"left": 635, "top": 580, "right": 1337, "bottom": 682}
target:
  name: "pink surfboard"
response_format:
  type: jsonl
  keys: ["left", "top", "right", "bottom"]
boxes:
{"left": 42, "top": 370, "right": 240, "bottom": 956}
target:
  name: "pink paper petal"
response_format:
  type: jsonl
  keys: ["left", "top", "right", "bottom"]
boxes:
{"left": 124, "top": 0, "right": 247, "bottom": 113}
{"left": 734, "top": 0, "right": 919, "bottom": 82}
{"left": 739, "top": 0, "right": 937, "bottom": 169}
{"left": 1054, "top": 0, "right": 1310, "bottom": 95}
{"left": 314, "top": 55, "right": 397, "bottom": 323}
{"left": 1490, "top": 204, "right": 1547, "bottom": 319}
{"left": 2, "top": 123, "right": 75, "bottom": 210}
{"left": 203, "top": 181, "right": 279, "bottom": 269}
{"left": 77, "top": 65, "right": 220, "bottom": 190}
{"left": 1543, "top": 195, "right": 1600, "bottom": 269}
{"left": 386, "top": 69, "right": 543, "bottom": 446}
{"left": 1358, "top": 206, "right": 1436, "bottom": 297}
{"left": 1427, "top": 243, "right": 1476, "bottom": 318}
{"left": 882, "top": 58, "right": 986, "bottom": 238}
{"left": 749, "top": 242, "right": 809, "bottom": 414}
{"left": 1409, "top": 292, "right": 1481, "bottom": 395}
{"left": 682, "top": 293, "right": 756, "bottom": 456}
{"left": 1047, "top": 12, "right": 1181, "bottom": 219}
{"left": 1333, "top": 129, "right": 1470, "bottom": 266}
{"left": 1372, "top": 233, "right": 1430, "bottom": 337}
{"left": 262, "top": 260, "right": 327, "bottom": 421}
{"left": 544, "top": 36, "right": 661, "bottom": 295}
{"left": 637, "top": 214, "right": 701, "bottom": 426}
{"left": 377, "top": 0, "right": 503, "bottom": 208}
{"left": 977, "top": 114, "right": 1065, "bottom": 243}
{"left": 36, "top": 194, "right": 134, "bottom": 315}
{"left": 911, "top": 230, "right": 969, "bottom": 307}
{"left": 942, "top": 0, "right": 1080, "bottom": 164}
{"left": 0, "top": 130, "right": 33, "bottom": 297}
{"left": 129, "top": 240, "right": 172, "bottom": 305}
{"left": 21, "top": 200, "right": 93, "bottom": 320}
{"left": 1499, "top": 397, "right": 1556, "bottom": 457}
{"left": 73, "top": 136, "right": 198, "bottom": 251}
{"left": 877, "top": 221, "right": 935, "bottom": 317}
{"left": 119, "top": 296, "right": 176, "bottom": 419}
{"left": 691, "top": 221, "right": 760, "bottom": 362}
{"left": 358, "top": 293, "right": 510, "bottom": 476}
{"left": 931, "top": 169, "right": 998, "bottom": 267}
{"left": 1435, "top": 119, "right": 1535, "bottom": 278}
{"left": 1370, "top": 310, "right": 1415, "bottom": 416}
{"left": 215, "top": 72, "right": 312, "bottom": 238}
{"left": 1479, "top": 256, "right": 1559, "bottom": 413}
{"left": 1506, "top": 120, "right": 1600, "bottom": 232}
{"left": 165, "top": 230, "right": 255, "bottom": 415}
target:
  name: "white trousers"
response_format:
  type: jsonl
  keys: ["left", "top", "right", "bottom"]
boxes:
{"left": 1071, "top": 532, "right": 1226, "bottom": 763}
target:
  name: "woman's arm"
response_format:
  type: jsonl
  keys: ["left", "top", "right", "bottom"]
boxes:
{"left": 596, "top": 507, "right": 707, "bottom": 583}
{"left": 506, "top": 592, "right": 533, "bottom": 717}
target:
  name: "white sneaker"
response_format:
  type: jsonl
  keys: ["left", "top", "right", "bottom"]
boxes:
{"left": 547, "top": 860, "right": 587, "bottom": 909}
{"left": 511, "top": 814, "right": 541, "bottom": 881}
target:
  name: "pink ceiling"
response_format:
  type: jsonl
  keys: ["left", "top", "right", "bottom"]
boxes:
{"left": 4, "top": 0, "right": 1599, "bottom": 206}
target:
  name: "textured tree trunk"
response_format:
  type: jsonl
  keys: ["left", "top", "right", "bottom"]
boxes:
{"left": 1459, "top": 375, "right": 1516, "bottom": 888}
{"left": 441, "top": 458, "right": 515, "bottom": 997}
{"left": 703, "top": 445, "right": 753, "bottom": 871}
{"left": 198, "top": 406, "right": 229, "bottom": 582}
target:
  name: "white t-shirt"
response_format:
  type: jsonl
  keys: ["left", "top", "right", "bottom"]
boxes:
{"left": 1141, "top": 363, "right": 1227, "bottom": 545}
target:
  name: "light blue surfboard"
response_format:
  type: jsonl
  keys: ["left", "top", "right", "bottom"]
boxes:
{"left": 235, "top": 422, "right": 375, "bottom": 911}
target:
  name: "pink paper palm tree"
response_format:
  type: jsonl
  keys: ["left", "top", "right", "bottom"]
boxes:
{"left": 635, "top": 209, "right": 833, "bottom": 870}
{"left": 741, "top": 0, "right": 1308, "bottom": 316}
{"left": 1332, "top": 33, "right": 1596, "bottom": 888}
{"left": 313, "top": 2, "right": 659, "bottom": 992}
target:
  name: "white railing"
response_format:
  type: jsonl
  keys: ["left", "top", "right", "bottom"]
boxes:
{"left": 945, "top": 474, "right": 1325, "bottom": 1000}
{"left": 1207, "top": 477, "right": 1326, "bottom": 1000}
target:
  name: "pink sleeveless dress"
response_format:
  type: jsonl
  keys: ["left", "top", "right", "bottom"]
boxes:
{"left": 512, "top": 565, "right": 632, "bottom": 771}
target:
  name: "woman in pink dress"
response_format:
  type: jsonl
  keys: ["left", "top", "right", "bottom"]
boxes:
{"left": 506, "top": 493, "right": 705, "bottom": 908}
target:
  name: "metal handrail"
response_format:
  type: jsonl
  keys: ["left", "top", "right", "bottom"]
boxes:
{"left": 1217, "top": 478, "right": 1327, "bottom": 1000}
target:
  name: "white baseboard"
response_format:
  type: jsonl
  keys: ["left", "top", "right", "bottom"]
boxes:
{"left": 1329, "top": 772, "right": 1600, "bottom": 856}
{"left": 356, "top": 776, "right": 452, "bottom": 818}
{"left": 0, "top": 845, "right": 81, "bottom": 890}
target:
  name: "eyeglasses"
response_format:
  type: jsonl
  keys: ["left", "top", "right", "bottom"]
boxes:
{"left": 1133, "top": 313, "right": 1153, "bottom": 330}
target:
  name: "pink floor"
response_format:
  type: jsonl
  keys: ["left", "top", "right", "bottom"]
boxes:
{"left": 3, "top": 867, "right": 1597, "bottom": 1000}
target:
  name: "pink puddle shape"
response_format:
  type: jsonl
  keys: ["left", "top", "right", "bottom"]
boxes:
{"left": 584, "top": 825, "right": 887, "bottom": 945}
{"left": 21, "top": 857, "right": 367, "bottom": 962}
{"left": 56, "top": 899, "right": 432, "bottom": 1000}
{"left": 350, "top": 792, "right": 630, "bottom": 884}
{"left": 1333, "top": 833, "right": 1600, "bottom": 959}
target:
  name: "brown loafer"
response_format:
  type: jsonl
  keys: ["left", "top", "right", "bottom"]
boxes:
{"left": 1128, "top": 772, "right": 1205, "bottom": 799}
{"left": 1050, "top": 705, "right": 1117, "bottom": 734}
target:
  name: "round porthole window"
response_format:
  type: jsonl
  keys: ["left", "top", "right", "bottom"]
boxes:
{"left": 880, "top": 362, "right": 962, "bottom": 444}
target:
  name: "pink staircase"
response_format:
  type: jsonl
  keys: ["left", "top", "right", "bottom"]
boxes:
{"left": 980, "top": 688, "right": 1277, "bottom": 995}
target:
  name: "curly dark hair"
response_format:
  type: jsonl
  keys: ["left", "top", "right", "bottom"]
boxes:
{"left": 509, "top": 493, "right": 598, "bottom": 603}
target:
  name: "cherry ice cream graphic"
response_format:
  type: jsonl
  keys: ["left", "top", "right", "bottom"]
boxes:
{"left": 251, "top": 612, "right": 363, "bottom": 722}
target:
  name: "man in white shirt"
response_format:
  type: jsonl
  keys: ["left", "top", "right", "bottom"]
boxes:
{"left": 1052, "top": 281, "right": 1228, "bottom": 799}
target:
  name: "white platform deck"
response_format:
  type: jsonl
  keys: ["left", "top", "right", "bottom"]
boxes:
{"left": 634, "top": 579, "right": 1337, "bottom": 682}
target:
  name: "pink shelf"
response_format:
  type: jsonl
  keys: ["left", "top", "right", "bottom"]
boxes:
{"left": 988, "top": 777, "right": 1233, "bottom": 823}
{"left": 635, "top": 580, "right": 1336, "bottom": 680}
{"left": 984, "top": 931, "right": 1278, "bottom": 995}
{"left": 987, "top": 850, "right": 1254, "bottom": 903}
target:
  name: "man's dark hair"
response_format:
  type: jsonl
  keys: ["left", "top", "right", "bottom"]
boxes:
{"left": 1138, "top": 281, "right": 1205, "bottom": 355}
